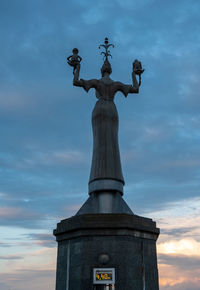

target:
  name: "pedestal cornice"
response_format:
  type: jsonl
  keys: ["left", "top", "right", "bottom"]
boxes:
{"left": 54, "top": 213, "right": 160, "bottom": 242}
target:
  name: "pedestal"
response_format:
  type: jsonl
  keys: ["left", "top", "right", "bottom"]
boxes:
{"left": 54, "top": 213, "right": 159, "bottom": 290}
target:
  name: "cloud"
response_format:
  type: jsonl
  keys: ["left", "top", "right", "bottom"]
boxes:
{"left": 0, "top": 90, "right": 33, "bottom": 111}
{"left": 0, "top": 206, "right": 51, "bottom": 229}
{"left": 82, "top": 5, "right": 105, "bottom": 25}
{"left": 161, "top": 282, "right": 200, "bottom": 290}
{"left": 31, "top": 150, "right": 87, "bottom": 167}
{"left": 0, "top": 269, "right": 55, "bottom": 290}
{"left": 0, "top": 255, "right": 23, "bottom": 260}
{"left": 0, "top": 242, "right": 12, "bottom": 248}
{"left": 0, "top": 207, "right": 39, "bottom": 220}
{"left": 2, "top": 149, "right": 88, "bottom": 170}
{"left": 152, "top": 198, "right": 200, "bottom": 289}
{"left": 159, "top": 254, "right": 200, "bottom": 270}
{"left": 0, "top": 0, "right": 200, "bottom": 289}
{"left": 159, "top": 254, "right": 200, "bottom": 289}
{"left": 27, "top": 233, "right": 56, "bottom": 248}
{"left": 0, "top": 246, "right": 56, "bottom": 274}
{"left": 158, "top": 239, "right": 200, "bottom": 256}
{"left": 161, "top": 227, "right": 198, "bottom": 237}
{"left": 143, "top": 197, "right": 200, "bottom": 241}
{"left": 1, "top": 0, "right": 200, "bottom": 216}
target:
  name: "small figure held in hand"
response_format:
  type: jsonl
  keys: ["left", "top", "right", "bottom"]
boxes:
{"left": 67, "top": 48, "right": 82, "bottom": 75}
{"left": 133, "top": 59, "right": 145, "bottom": 86}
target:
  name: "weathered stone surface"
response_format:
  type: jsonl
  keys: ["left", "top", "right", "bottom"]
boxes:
{"left": 89, "top": 97, "right": 124, "bottom": 187}
{"left": 54, "top": 213, "right": 159, "bottom": 290}
{"left": 76, "top": 192, "right": 133, "bottom": 215}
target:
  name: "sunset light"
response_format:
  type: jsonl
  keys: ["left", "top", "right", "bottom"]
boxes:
{"left": 1, "top": 0, "right": 200, "bottom": 289}
{"left": 158, "top": 238, "right": 200, "bottom": 256}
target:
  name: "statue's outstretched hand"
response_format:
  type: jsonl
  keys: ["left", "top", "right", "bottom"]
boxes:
{"left": 132, "top": 60, "right": 145, "bottom": 87}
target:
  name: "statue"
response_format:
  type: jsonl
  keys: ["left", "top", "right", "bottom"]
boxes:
{"left": 67, "top": 38, "right": 144, "bottom": 195}
{"left": 67, "top": 48, "right": 82, "bottom": 75}
{"left": 133, "top": 59, "right": 145, "bottom": 86}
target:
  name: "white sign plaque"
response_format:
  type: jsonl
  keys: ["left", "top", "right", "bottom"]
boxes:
{"left": 93, "top": 268, "right": 115, "bottom": 284}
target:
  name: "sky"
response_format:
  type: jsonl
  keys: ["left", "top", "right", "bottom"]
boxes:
{"left": 0, "top": 0, "right": 200, "bottom": 289}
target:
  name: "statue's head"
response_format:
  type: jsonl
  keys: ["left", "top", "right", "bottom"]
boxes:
{"left": 101, "top": 59, "right": 112, "bottom": 76}
{"left": 72, "top": 48, "right": 78, "bottom": 55}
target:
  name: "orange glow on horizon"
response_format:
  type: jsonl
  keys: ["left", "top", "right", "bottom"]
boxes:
{"left": 158, "top": 238, "right": 200, "bottom": 256}
{"left": 158, "top": 263, "right": 200, "bottom": 288}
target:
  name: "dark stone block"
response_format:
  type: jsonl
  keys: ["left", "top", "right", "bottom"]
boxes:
{"left": 54, "top": 213, "right": 159, "bottom": 290}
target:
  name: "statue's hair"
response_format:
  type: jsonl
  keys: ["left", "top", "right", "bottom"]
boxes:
{"left": 101, "top": 59, "right": 112, "bottom": 76}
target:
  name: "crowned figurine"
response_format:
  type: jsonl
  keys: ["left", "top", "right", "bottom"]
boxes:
{"left": 67, "top": 48, "right": 82, "bottom": 75}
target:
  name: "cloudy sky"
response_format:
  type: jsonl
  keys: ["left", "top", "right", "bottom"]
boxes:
{"left": 0, "top": 0, "right": 200, "bottom": 289}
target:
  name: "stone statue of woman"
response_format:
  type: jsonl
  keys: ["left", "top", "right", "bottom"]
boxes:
{"left": 69, "top": 38, "right": 144, "bottom": 199}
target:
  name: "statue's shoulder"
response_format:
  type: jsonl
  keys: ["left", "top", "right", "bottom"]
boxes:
{"left": 99, "top": 77, "right": 114, "bottom": 85}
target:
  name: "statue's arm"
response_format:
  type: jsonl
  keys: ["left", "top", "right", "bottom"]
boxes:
{"left": 67, "top": 55, "right": 72, "bottom": 61}
{"left": 73, "top": 64, "right": 98, "bottom": 92}
{"left": 115, "top": 71, "right": 139, "bottom": 97}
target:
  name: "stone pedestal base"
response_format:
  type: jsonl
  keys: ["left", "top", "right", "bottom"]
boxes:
{"left": 54, "top": 214, "right": 159, "bottom": 290}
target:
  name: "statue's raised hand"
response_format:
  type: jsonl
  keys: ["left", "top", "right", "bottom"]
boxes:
{"left": 133, "top": 59, "right": 144, "bottom": 86}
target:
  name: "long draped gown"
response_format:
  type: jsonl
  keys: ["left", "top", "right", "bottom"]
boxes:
{"left": 81, "top": 77, "right": 133, "bottom": 191}
{"left": 90, "top": 96, "right": 124, "bottom": 184}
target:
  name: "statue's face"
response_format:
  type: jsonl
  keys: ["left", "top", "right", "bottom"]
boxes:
{"left": 73, "top": 48, "right": 78, "bottom": 55}
{"left": 101, "top": 68, "right": 112, "bottom": 77}
{"left": 101, "top": 59, "right": 112, "bottom": 76}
